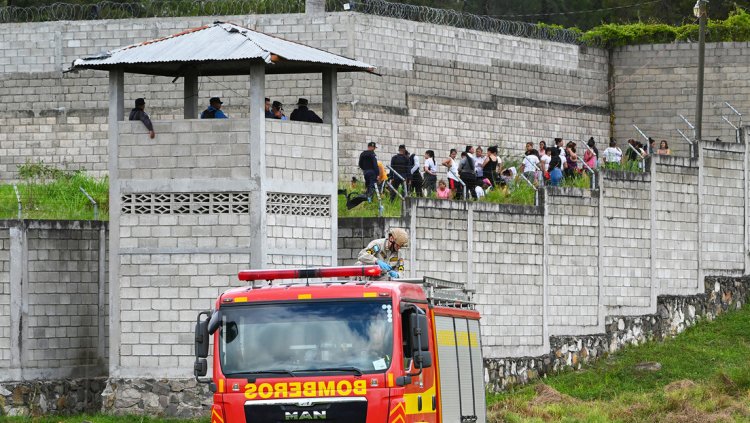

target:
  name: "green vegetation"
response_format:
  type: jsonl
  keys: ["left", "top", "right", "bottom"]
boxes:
{"left": 2, "top": 415, "right": 208, "bottom": 423}
{"left": 582, "top": 8, "right": 750, "bottom": 48}
{"left": 0, "top": 162, "right": 108, "bottom": 220}
{"left": 488, "top": 303, "right": 750, "bottom": 422}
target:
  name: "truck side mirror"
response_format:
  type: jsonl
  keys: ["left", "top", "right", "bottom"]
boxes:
{"left": 195, "top": 312, "right": 210, "bottom": 359}
{"left": 409, "top": 313, "right": 432, "bottom": 369}
{"left": 207, "top": 310, "right": 222, "bottom": 335}
{"left": 194, "top": 358, "right": 208, "bottom": 378}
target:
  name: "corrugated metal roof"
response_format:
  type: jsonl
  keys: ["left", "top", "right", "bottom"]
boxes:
{"left": 69, "top": 22, "right": 375, "bottom": 76}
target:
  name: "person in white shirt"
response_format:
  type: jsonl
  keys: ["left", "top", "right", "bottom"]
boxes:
{"left": 474, "top": 146, "right": 485, "bottom": 179}
{"left": 554, "top": 137, "right": 566, "bottom": 162}
{"left": 423, "top": 150, "right": 438, "bottom": 195}
{"left": 442, "top": 149, "right": 460, "bottom": 196}
{"left": 521, "top": 150, "right": 541, "bottom": 183}
{"left": 603, "top": 138, "right": 623, "bottom": 166}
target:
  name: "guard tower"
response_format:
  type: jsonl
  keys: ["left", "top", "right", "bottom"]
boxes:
{"left": 69, "top": 22, "right": 374, "bottom": 381}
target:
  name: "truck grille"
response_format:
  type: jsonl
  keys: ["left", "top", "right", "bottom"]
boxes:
{"left": 245, "top": 397, "right": 367, "bottom": 422}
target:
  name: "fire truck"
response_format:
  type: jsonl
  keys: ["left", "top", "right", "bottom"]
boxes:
{"left": 193, "top": 265, "right": 486, "bottom": 423}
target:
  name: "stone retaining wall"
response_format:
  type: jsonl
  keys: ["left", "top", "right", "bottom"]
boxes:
{"left": 485, "top": 276, "right": 750, "bottom": 391}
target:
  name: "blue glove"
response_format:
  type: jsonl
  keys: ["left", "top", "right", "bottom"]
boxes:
{"left": 376, "top": 260, "right": 392, "bottom": 271}
{"left": 388, "top": 270, "right": 400, "bottom": 279}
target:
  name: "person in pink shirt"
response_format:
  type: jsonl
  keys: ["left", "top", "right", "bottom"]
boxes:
{"left": 584, "top": 137, "right": 599, "bottom": 169}
{"left": 436, "top": 179, "right": 452, "bottom": 199}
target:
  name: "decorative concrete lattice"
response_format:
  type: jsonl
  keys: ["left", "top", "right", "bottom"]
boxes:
{"left": 120, "top": 193, "right": 250, "bottom": 214}
{"left": 266, "top": 193, "right": 331, "bottom": 217}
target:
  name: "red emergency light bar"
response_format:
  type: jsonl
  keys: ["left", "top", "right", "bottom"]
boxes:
{"left": 238, "top": 265, "right": 382, "bottom": 282}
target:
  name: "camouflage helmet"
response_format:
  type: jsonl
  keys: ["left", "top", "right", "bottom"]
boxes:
{"left": 388, "top": 228, "right": 409, "bottom": 248}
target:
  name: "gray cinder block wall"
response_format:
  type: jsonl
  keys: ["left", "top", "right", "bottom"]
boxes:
{"left": 339, "top": 131, "right": 749, "bottom": 364}
{"left": 112, "top": 118, "right": 336, "bottom": 380}
{"left": 0, "top": 13, "right": 611, "bottom": 182}
{"left": 612, "top": 43, "right": 750, "bottom": 154}
{"left": 0, "top": 220, "right": 108, "bottom": 383}
{"left": 3, "top": 14, "right": 750, "bottom": 182}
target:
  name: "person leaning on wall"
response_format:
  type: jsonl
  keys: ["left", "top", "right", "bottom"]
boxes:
{"left": 128, "top": 98, "right": 155, "bottom": 139}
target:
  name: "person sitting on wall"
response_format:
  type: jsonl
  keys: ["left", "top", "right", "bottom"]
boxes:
{"left": 271, "top": 101, "right": 287, "bottom": 120}
{"left": 265, "top": 97, "right": 274, "bottom": 118}
{"left": 128, "top": 98, "right": 155, "bottom": 139}
{"left": 290, "top": 98, "right": 323, "bottom": 123}
{"left": 200, "top": 97, "right": 228, "bottom": 119}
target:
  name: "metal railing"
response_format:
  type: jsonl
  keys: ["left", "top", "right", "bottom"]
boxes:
{"left": 677, "top": 114, "right": 697, "bottom": 157}
{"left": 574, "top": 145, "right": 597, "bottom": 189}
{"left": 722, "top": 101, "right": 743, "bottom": 143}
{"left": 517, "top": 172, "right": 539, "bottom": 206}
{"left": 625, "top": 142, "right": 646, "bottom": 170}
{"left": 80, "top": 187, "right": 99, "bottom": 220}
{"left": 13, "top": 184, "right": 21, "bottom": 220}
{"left": 632, "top": 124, "right": 650, "bottom": 144}
{"left": 447, "top": 169, "right": 468, "bottom": 200}
{"left": 385, "top": 164, "right": 406, "bottom": 201}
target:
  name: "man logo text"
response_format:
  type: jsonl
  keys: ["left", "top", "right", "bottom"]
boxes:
{"left": 285, "top": 411, "right": 326, "bottom": 420}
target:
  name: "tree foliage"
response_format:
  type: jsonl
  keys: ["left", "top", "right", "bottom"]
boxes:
{"left": 393, "top": 0, "right": 750, "bottom": 30}
{"left": 581, "top": 7, "right": 750, "bottom": 47}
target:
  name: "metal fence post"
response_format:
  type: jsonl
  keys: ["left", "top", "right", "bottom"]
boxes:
{"left": 12, "top": 184, "right": 21, "bottom": 219}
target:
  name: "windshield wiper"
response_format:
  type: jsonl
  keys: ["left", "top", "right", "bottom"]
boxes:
{"left": 224, "top": 369, "right": 296, "bottom": 382}
{"left": 293, "top": 366, "right": 364, "bottom": 376}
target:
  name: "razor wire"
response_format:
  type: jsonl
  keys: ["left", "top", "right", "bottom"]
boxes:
{"left": 1, "top": 0, "right": 582, "bottom": 44}
{"left": 0, "top": 0, "right": 304, "bottom": 23}
{"left": 326, "top": 0, "right": 582, "bottom": 44}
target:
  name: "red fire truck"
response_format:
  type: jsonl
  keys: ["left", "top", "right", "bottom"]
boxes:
{"left": 194, "top": 265, "right": 486, "bottom": 423}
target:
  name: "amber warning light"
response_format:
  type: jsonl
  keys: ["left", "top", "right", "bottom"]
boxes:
{"left": 238, "top": 265, "right": 382, "bottom": 282}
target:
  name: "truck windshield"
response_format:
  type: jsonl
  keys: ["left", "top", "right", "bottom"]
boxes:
{"left": 219, "top": 300, "right": 394, "bottom": 376}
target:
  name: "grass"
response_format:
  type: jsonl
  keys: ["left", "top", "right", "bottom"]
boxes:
{"left": 0, "top": 167, "right": 108, "bottom": 221}
{"left": 338, "top": 173, "right": 597, "bottom": 218}
{"left": 487, "top": 303, "right": 750, "bottom": 422}
{"left": 2, "top": 415, "right": 209, "bottom": 423}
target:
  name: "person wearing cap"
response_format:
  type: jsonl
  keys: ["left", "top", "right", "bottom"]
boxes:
{"left": 271, "top": 101, "right": 287, "bottom": 120}
{"left": 200, "top": 97, "right": 228, "bottom": 119}
{"left": 289, "top": 98, "right": 323, "bottom": 123}
{"left": 128, "top": 98, "right": 155, "bottom": 139}
{"left": 359, "top": 141, "right": 379, "bottom": 198}
{"left": 356, "top": 228, "right": 409, "bottom": 279}
{"left": 264, "top": 97, "right": 274, "bottom": 118}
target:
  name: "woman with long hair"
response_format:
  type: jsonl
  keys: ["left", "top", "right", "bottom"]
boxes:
{"left": 423, "top": 150, "right": 437, "bottom": 195}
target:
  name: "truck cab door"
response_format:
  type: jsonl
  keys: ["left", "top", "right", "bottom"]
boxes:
{"left": 398, "top": 305, "right": 438, "bottom": 423}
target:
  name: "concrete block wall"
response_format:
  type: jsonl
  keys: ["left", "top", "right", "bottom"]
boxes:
{"left": 0, "top": 228, "right": 10, "bottom": 368}
{"left": 118, "top": 120, "right": 250, "bottom": 181}
{"left": 339, "top": 14, "right": 610, "bottom": 179}
{"left": 25, "top": 226, "right": 102, "bottom": 370}
{"left": 336, "top": 217, "right": 410, "bottom": 266}
{"left": 701, "top": 140, "right": 746, "bottom": 274}
{"left": 265, "top": 120, "right": 333, "bottom": 181}
{"left": 113, "top": 112, "right": 338, "bottom": 377}
{"left": 115, "top": 119, "right": 254, "bottom": 377}
{"left": 0, "top": 12, "right": 612, "bottom": 182}
{"left": 0, "top": 221, "right": 107, "bottom": 382}
{"left": 600, "top": 172, "right": 653, "bottom": 313}
{"left": 654, "top": 156, "right": 700, "bottom": 294}
{"left": 613, "top": 42, "right": 750, "bottom": 155}
{"left": 403, "top": 198, "right": 547, "bottom": 357}
{"left": 471, "top": 203, "right": 545, "bottom": 358}
{"left": 545, "top": 188, "right": 600, "bottom": 335}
